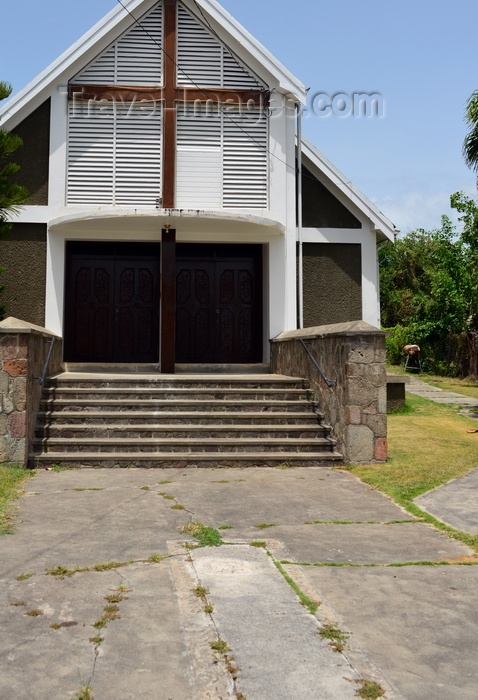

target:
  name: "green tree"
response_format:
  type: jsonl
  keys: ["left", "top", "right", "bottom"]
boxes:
{"left": 0, "top": 81, "right": 29, "bottom": 319}
{"left": 380, "top": 197, "right": 478, "bottom": 376}
{"left": 463, "top": 90, "right": 478, "bottom": 178}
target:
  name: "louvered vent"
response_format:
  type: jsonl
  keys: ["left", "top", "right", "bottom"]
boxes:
{"left": 177, "top": 5, "right": 264, "bottom": 90}
{"left": 71, "top": 4, "right": 163, "bottom": 85}
{"left": 176, "top": 104, "right": 268, "bottom": 210}
{"left": 67, "top": 102, "right": 162, "bottom": 206}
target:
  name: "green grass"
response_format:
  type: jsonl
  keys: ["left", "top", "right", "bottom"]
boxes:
{"left": 179, "top": 521, "right": 223, "bottom": 547}
{"left": 0, "top": 465, "right": 31, "bottom": 533}
{"left": 349, "top": 393, "right": 478, "bottom": 552}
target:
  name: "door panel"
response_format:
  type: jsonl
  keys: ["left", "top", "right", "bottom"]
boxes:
{"left": 176, "top": 250, "right": 262, "bottom": 364}
{"left": 65, "top": 246, "right": 160, "bottom": 363}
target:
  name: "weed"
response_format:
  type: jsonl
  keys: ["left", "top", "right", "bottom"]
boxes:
{"left": 140, "top": 486, "right": 151, "bottom": 491}
{"left": 158, "top": 480, "right": 173, "bottom": 485}
{"left": 354, "top": 679, "right": 385, "bottom": 699}
{"left": 16, "top": 573, "right": 32, "bottom": 581}
{"left": 193, "top": 585, "right": 210, "bottom": 598}
{"left": 275, "top": 462, "right": 292, "bottom": 470}
{"left": 210, "top": 639, "right": 230, "bottom": 654}
{"left": 51, "top": 464, "right": 68, "bottom": 472}
{"left": 89, "top": 635, "right": 104, "bottom": 646}
{"left": 104, "top": 593, "right": 126, "bottom": 604}
{"left": 72, "top": 488, "right": 104, "bottom": 492}
{"left": 10, "top": 600, "right": 26, "bottom": 607}
{"left": 47, "top": 565, "right": 89, "bottom": 578}
{"left": 204, "top": 603, "right": 214, "bottom": 614}
{"left": 319, "top": 624, "right": 349, "bottom": 652}
{"left": 74, "top": 686, "right": 94, "bottom": 700}
{"left": 50, "top": 623, "right": 61, "bottom": 630}
{"left": 211, "top": 480, "right": 230, "bottom": 483}
{"left": 103, "top": 604, "right": 121, "bottom": 619}
{"left": 159, "top": 493, "right": 175, "bottom": 500}
{"left": 249, "top": 541, "right": 267, "bottom": 548}
{"left": 254, "top": 523, "right": 277, "bottom": 529}
{"left": 272, "top": 559, "right": 320, "bottom": 615}
{"left": 148, "top": 553, "right": 164, "bottom": 563}
{"left": 218, "top": 525, "right": 233, "bottom": 530}
{"left": 93, "top": 561, "right": 127, "bottom": 571}
{"left": 180, "top": 521, "right": 223, "bottom": 547}
{"left": 25, "top": 609, "right": 43, "bottom": 617}
{"left": 171, "top": 504, "right": 186, "bottom": 510}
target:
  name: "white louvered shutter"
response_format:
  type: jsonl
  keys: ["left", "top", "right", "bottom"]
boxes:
{"left": 71, "top": 4, "right": 163, "bottom": 85}
{"left": 223, "top": 107, "right": 268, "bottom": 209}
{"left": 177, "top": 4, "right": 264, "bottom": 90}
{"left": 67, "top": 101, "right": 161, "bottom": 206}
{"left": 176, "top": 103, "right": 222, "bottom": 209}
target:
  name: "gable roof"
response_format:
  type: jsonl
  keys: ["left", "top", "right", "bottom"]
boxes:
{"left": 0, "top": 0, "right": 306, "bottom": 129}
{"left": 301, "top": 137, "right": 397, "bottom": 242}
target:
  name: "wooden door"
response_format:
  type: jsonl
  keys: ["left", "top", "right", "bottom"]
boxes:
{"left": 64, "top": 244, "right": 160, "bottom": 362}
{"left": 176, "top": 246, "right": 262, "bottom": 363}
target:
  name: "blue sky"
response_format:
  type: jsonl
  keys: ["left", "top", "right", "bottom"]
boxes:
{"left": 1, "top": 0, "right": 477, "bottom": 233}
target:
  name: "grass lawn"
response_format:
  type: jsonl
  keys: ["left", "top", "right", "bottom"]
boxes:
{"left": 349, "top": 394, "right": 478, "bottom": 552}
{"left": 0, "top": 465, "right": 31, "bottom": 534}
{"left": 388, "top": 364, "right": 478, "bottom": 400}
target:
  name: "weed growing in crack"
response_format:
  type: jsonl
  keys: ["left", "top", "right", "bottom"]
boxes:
{"left": 159, "top": 493, "right": 176, "bottom": 500}
{"left": 88, "top": 635, "right": 104, "bottom": 646}
{"left": 158, "top": 480, "right": 173, "bottom": 485}
{"left": 249, "top": 541, "right": 267, "bottom": 548}
{"left": 319, "top": 624, "right": 349, "bottom": 652}
{"left": 210, "top": 639, "right": 230, "bottom": 654}
{"left": 104, "top": 592, "right": 127, "bottom": 604}
{"left": 93, "top": 561, "right": 127, "bottom": 572}
{"left": 47, "top": 565, "right": 89, "bottom": 579}
{"left": 180, "top": 522, "right": 223, "bottom": 547}
{"left": 353, "top": 679, "right": 385, "bottom": 698}
{"left": 193, "top": 585, "right": 210, "bottom": 598}
{"left": 25, "top": 609, "right": 43, "bottom": 617}
{"left": 148, "top": 553, "right": 164, "bottom": 563}
{"left": 254, "top": 523, "right": 277, "bottom": 529}
{"left": 50, "top": 623, "right": 62, "bottom": 630}
{"left": 204, "top": 603, "right": 214, "bottom": 614}
{"left": 218, "top": 525, "right": 233, "bottom": 530}
{"left": 10, "top": 601, "right": 26, "bottom": 607}
{"left": 171, "top": 504, "right": 186, "bottom": 510}
{"left": 74, "top": 686, "right": 94, "bottom": 700}
{"left": 16, "top": 573, "right": 32, "bottom": 581}
{"left": 140, "top": 485, "right": 151, "bottom": 491}
{"left": 272, "top": 559, "right": 320, "bottom": 615}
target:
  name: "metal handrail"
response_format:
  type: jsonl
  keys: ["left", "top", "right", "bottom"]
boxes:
{"left": 38, "top": 337, "right": 56, "bottom": 386}
{"left": 297, "top": 338, "right": 337, "bottom": 388}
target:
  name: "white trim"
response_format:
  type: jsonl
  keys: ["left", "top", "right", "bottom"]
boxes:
{"left": 302, "top": 227, "right": 380, "bottom": 328}
{"left": 301, "top": 137, "right": 396, "bottom": 242}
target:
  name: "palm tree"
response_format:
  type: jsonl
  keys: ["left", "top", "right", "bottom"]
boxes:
{"left": 463, "top": 90, "right": 478, "bottom": 176}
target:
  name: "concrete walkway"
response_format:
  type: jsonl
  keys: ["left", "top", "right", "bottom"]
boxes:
{"left": 1, "top": 467, "right": 477, "bottom": 700}
{"left": 405, "top": 375, "right": 478, "bottom": 534}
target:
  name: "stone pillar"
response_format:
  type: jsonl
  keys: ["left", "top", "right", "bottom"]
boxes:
{"left": 270, "top": 321, "right": 387, "bottom": 464}
{"left": 0, "top": 317, "right": 63, "bottom": 467}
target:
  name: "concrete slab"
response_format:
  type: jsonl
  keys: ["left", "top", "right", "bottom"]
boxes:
{"left": 406, "top": 378, "right": 478, "bottom": 406}
{"left": 0, "top": 563, "right": 195, "bottom": 700}
{"left": 192, "top": 545, "right": 359, "bottom": 700}
{"left": 230, "top": 523, "right": 473, "bottom": 564}
{"left": 296, "top": 565, "right": 478, "bottom": 700}
{"left": 414, "top": 468, "right": 478, "bottom": 534}
{"left": 160, "top": 467, "right": 411, "bottom": 525}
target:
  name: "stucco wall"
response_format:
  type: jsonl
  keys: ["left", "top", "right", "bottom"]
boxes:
{"left": 302, "top": 166, "right": 361, "bottom": 229}
{"left": 1, "top": 224, "right": 47, "bottom": 326}
{"left": 303, "top": 242, "right": 362, "bottom": 327}
{"left": 11, "top": 99, "right": 51, "bottom": 206}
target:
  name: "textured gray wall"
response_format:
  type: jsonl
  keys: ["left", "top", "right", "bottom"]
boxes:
{"left": 1, "top": 224, "right": 47, "bottom": 326}
{"left": 11, "top": 99, "right": 51, "bottom": 206}
{"left": 302, "top": 167, "right": 361, "bottom": 228}
{"left": 303, "top": 243, "right": 362, "bottom": 327}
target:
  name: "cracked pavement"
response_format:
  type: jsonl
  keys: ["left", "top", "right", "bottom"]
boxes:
{"left": 1, "top": 467, "right": 477, "bottom": 699}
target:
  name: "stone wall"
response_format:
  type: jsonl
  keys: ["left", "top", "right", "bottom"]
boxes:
{"left": 271, "top": 321, "right": 387, "bottom": 463}
{"left": 0, "top": 318, "right": 63, "bottom": 467}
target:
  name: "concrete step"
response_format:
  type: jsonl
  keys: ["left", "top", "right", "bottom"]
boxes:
{"left": 48, "top": 374, "right": 306, "bottom": 390}
{"left": 36, "top": 411, "right": 323, "bottom": 426}
{"left": 32, "top": 437, "right": 337, "bottom": 454}
{"left": 43, "top": 387, "right": 310, "bottom": 401}
{"left": 40, "top": 399, "right": 316, "bottom": 413}
{"left": 30, "top": 452, "right": 344, "bottom": 469}
{"left": 35, "top": 424, "right": 328, "bottom": 439}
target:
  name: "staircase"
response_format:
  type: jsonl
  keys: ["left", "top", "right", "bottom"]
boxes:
{"left": 30, "top": 372, "right": 343, "bottom": 468}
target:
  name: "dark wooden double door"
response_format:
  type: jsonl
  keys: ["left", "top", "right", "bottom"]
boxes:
{"left": 176, "top": 245, "right": 262, "bottom": 364}
{"left": 65, "top": 243, "right": 262, "bottom": 364}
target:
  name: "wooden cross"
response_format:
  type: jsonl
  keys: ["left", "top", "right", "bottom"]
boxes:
{"left": 68, "top": 0, "right": 269, "bottom": 209}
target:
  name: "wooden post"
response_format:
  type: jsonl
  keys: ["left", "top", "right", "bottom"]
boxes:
{"left": 160, "top": 228, "right": 176, "bottom": 373}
